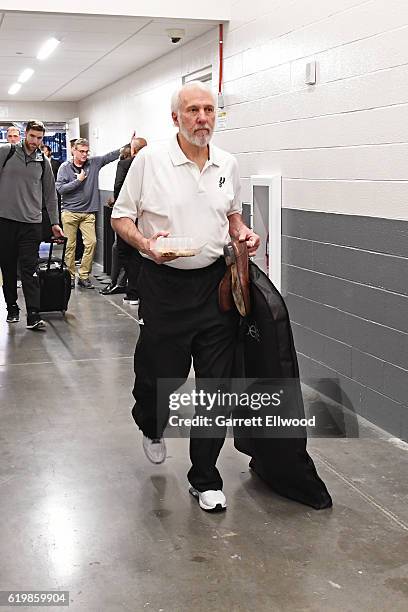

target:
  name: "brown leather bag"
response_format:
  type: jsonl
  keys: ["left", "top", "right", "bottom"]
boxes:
{"left": 218, "top": 239, "right": 251, "bottom": 317}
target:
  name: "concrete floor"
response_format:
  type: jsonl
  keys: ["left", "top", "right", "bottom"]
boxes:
{"left": 0, "top": 281, "right": 407, "bottom": 612}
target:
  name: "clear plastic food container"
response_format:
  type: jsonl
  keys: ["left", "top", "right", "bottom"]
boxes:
{"left": 155, "top": 235, "right": 205, "bottom": 257}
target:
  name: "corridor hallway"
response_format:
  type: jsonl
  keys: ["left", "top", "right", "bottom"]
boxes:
{"left": 0, "top": 286, "right": 407, "bottom": 612}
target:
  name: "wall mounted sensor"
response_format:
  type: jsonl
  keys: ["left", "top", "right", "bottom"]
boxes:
{"left": 305, "top": 61, "right": 317, "bottom": 85}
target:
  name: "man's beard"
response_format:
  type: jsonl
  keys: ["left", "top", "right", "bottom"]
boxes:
{"left": 178, "top": 118, "right": 213, "bottom": 147}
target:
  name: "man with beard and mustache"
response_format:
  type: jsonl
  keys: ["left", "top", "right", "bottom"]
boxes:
{"left": 0, "top": 120, "right": 63, "bottom": 329}
{"left": 111, "top": 81, "right": 259, "bottom": 512}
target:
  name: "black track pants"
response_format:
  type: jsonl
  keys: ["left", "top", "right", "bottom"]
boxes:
{"left": 0, "top": 218, "right": 42, "bottom": 312}
{"left": 132, "top": 257, "right": 239, "bottom": 491}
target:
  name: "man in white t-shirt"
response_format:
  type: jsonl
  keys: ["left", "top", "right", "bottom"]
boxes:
{"left": 112, "top": 81, "right": 260, "bottom": 512}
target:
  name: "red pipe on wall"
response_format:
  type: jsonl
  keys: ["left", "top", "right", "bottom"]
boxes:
{"left": 218, "top": 23, "right": 224, "bottom": 95}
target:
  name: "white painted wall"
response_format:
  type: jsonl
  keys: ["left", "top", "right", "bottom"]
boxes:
{"left": 0, "top": 100, "right": 78, "bottom": 122}
{"left": 79, "top": 0, "right": 408, "bottom": 221}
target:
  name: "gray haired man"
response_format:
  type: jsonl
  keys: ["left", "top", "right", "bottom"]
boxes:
{"left": 56, "top": 138, "right": 127, "bottom": 289}
{"left": 112, "top": 82, "right": 260, "bottom": 512}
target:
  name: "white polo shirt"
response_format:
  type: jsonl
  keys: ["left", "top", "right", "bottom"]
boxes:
{"left": 112, "top": 134, "right": 242, "bottom": 269}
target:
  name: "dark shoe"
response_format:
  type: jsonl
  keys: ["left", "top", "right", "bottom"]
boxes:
{"left": 26, "top": 311, "right": 46, "bottom": 330}
{"left": 71, "top": 277, "right": 75, "bottom": 289}
{"left": 99, "top": 283, "right": 126, "bottom": 295}
{"left": 6, "top": 304, "right": 20, "bottom": 323}
{"left": 77, "top": 278, "right": 94, "bottom": 289}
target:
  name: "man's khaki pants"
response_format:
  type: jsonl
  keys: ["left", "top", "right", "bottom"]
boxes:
{"left": 62, "top": 211, "right": 96, "bottom": 280}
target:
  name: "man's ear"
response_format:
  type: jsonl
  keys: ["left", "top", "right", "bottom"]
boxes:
{"left": 172, "top": 111, "right": 179, "bottom": 127}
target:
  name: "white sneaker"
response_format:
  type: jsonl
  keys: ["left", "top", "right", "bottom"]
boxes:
{"left": 142, "top": 436, "right": 166, "bottom": 464}
{"left": 189, "top": 487, "right": 227, "bottom": 512}
{"left": 123, "top": 297, "right": 139, "bottom": 305}
{"left": 137, "top": 318, "right": 144, "bottom": 325}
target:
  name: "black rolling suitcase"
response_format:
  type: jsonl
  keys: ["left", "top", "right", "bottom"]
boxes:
{"left": 38, "top": 237, "right": 71, "bottom": 315}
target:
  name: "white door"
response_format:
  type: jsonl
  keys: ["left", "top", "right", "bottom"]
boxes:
{"left": 66, "top": 117, "right": 80, "bottom": 159}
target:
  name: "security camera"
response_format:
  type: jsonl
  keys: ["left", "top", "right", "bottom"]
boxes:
{"left": 166, "top": 28, "right": 185, "bottom": 44}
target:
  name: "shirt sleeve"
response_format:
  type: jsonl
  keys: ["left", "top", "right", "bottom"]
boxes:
{"left": 111, "top": 150, "right": 145, "bottom": 223}
{"left": 56, "top": 163, "right": 82, "bottom": 194}
{"left": 113, "top": 158, "right": 132, "bottom": 201}
{"left": 227, "top": 156, "right": 242, "bottom": 216}
{"left": 42, "top": 158, "right": 59, "bottom": 225}
{"left": 94, "top": 149, "right": 120, "bottom": 168}
{"left": 0, "top": 143, "right": 12, "bottom": 173}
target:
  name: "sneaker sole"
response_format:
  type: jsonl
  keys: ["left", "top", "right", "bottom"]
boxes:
{"left": 7, "top": 318, "right": 19, "bottom": 323}
{"left": 189, "top": 487, "right": 227, "bottom": 512}
{"left": 26, "top": 320, "right": 46, "bottom": 330}
{"left": 144, "top": 454, "right": 166, "bottom": 465}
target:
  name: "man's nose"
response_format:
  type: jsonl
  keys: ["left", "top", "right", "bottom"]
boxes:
{"left": 196, "top": 109, "right": 207, "bottom": 122}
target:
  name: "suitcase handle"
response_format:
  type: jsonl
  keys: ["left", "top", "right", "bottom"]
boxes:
{"left": 46, "top": 236, "right": 68, "bottom": 271}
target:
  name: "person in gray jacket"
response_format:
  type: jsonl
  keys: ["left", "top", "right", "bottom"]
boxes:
{"left": 0, "top": 120, "right": 63, "bottom": 330}
{"left": 56, "top": 138, "right": 122, "bottom": 289}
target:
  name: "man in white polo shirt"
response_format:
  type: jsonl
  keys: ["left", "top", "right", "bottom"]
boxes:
{"left": 112, "top": 81, "right": 260, "bottom": 512}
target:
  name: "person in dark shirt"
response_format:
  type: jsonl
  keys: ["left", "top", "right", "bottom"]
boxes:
{"left": 101, "top": 137, "right": 147, "bottom": 302}
{"left": 41, "top": 144, "right": 61, "bottom": 180}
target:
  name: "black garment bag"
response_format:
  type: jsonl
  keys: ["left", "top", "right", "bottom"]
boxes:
{"left": 233, "top": 262, "right": 332, "bottom": 510}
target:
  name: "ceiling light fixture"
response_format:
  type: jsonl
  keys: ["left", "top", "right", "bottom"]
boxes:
{"left": 18, "top": 68, "right": 34, "bottom": 83}
{"left": 37, "top": 37, "right": 60, "bottom": 60}
{"left": 8, "top": 83, "right": 22, "bottom": 95}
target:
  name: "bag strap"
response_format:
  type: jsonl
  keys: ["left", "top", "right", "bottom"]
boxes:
{"left": 220, "top": 240, "right": 251, "bottom": 317}
{"left": 2, "top": 144, "right": 16, "bottom": 168}
{"left": 230, "top": 239, "right": 251, "bottom": 317}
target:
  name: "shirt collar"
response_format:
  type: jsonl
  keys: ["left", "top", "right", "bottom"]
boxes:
{"left": 168, "top": 133, "right": 221, "bottom": 168}
{"left": 71, "top": 159, "right": 87, "bottom": 170}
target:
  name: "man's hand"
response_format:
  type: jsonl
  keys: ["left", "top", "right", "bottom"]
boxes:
{"left": 76, "top": 169, "right": 87, "bottom": 182}
{"left": 228, "top": 213, "right": 260, "bottom": 257}
{"left": 142, "top": 231, "right": 180, "bottom": 265}
{"left": 130, "top": 135, "right": 138, "bottom": 157}
{"left": 51, "top": 224, "right": 64, "bottom": 239}
{"left": 237, "top": 227, "right": 260, "bottom": 257}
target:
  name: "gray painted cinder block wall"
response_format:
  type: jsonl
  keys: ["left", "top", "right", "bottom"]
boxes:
{"left": 282, "top": 209, "right": 408, "bottom": 441}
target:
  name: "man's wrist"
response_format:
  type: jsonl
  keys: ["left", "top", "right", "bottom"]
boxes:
{"left": 230, "top": 224, "right": 245, "bottom": 239}
{"left": 139, "top": 237, "right": 150, "bottom": 254}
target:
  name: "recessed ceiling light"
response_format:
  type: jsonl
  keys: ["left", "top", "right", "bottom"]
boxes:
{"left": 37, "top": 37, "right": 60, "bottom": 60}
{"left": 8, "top": 83, "right": 22, "bottom": 95}
{"left": 18, "top": 68, "right": 34, "bottom": 83}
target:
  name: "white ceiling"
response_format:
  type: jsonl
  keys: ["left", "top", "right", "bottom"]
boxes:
{"left": 0, "top": 11, "right": 219, "bottom": 102}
